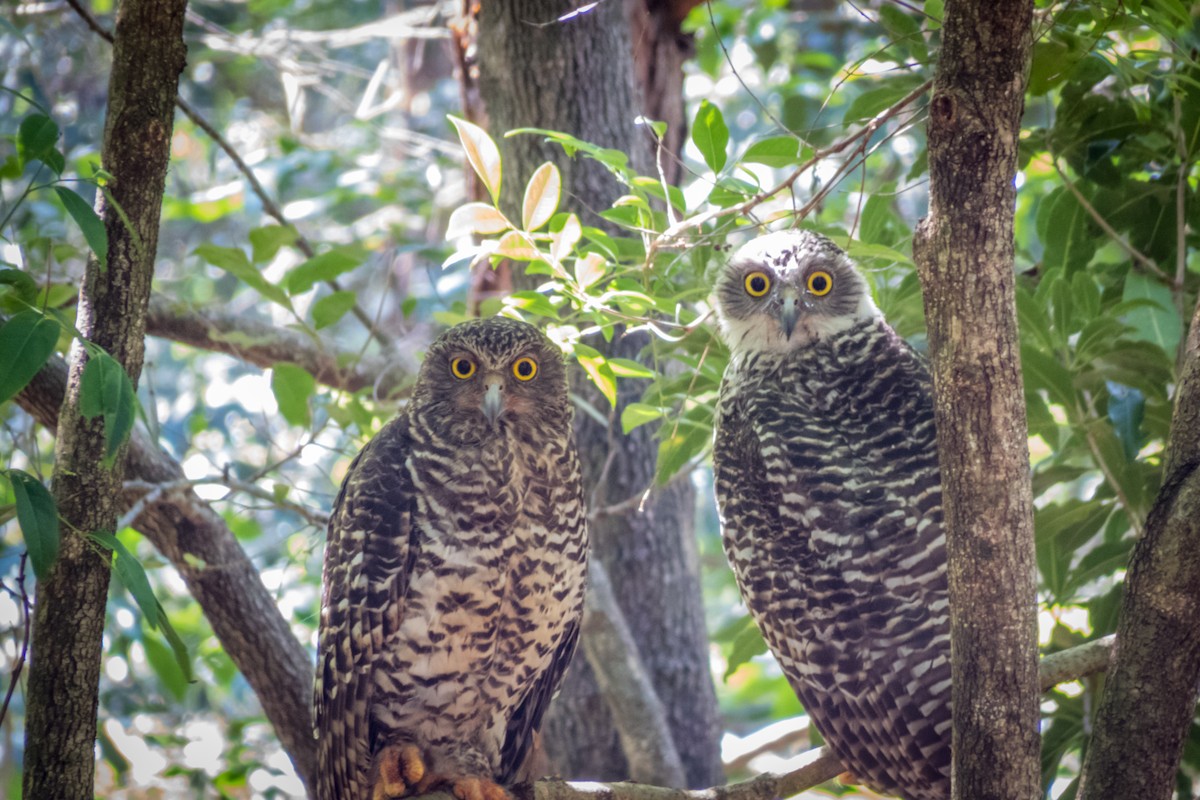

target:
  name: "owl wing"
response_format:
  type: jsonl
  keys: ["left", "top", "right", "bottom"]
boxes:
{"left": 712, "top": 392, "right": 794, "bottom": 656}
{"left": 315, "top": 415, "right": 416, "bottom": 800}
{"left": 496, "top": 613, "right": 582, "bottom": 784}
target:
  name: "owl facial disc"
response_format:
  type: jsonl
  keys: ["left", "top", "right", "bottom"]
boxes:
{"left": 714, "top": 229, "right": 881, "bottom": 353}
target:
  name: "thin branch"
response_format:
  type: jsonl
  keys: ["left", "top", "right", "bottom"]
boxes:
{"left": 1039, "top": 635, "right": 1114, "bottom": 691}
{"left": 647, "top": 79, "right": 932, "bottom": 260}
{"left": 581, "top": 561, "right": 688, "bottom": 787}
{"left": 1051, "top": 158, "right": 1169, "bottom": 282}
{"left": 409, "top": 636, "right": 1118, "bottom": 800}
{"left": 122, "top": 477, "right": 332, "bottom": 529}
{"left": 1172, "top": 89, "right": 1188, "bottom": 366}
{"left": 144, "top": 293, "right": 413, "bottom": 398}
{"left": 0, "top": 554, "right": 31, "bottom": 729}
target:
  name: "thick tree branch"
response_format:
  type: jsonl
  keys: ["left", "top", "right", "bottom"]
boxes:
{"left": 1078, "top": 298, "right": 1200, "bottom": 800}
{"left": 144, "top": 294, "right": 411, "bottom": 398}
{"left": 404, "top": 637, "right": 1117, "bottom": 800}
{"left": 581, "top": 561, "right": 687, "bottom": 787}
{"left": 14, "top": 352, "right": 319, "bottom": 793}
{"left": 911, "top": 1, "right": 1040, "bottom": 798}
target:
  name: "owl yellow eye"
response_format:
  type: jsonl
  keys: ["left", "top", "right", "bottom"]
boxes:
{"left": 744, "top": 271, "right": 771, "bottom": 297}
{"left": 512, "top": 357, "right": 538, "bottom": 381}
{"left": 807, "top": 270, "right": 833, "bottom": 296}
{"left": 450, "top": 357, "right": 476, "bottom": 379}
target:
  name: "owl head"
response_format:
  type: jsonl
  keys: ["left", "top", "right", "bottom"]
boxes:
{"left": 413, "top": 317, "right": 572, "bottom": 441}
{"left": 713, "top": 229, "right": 880, "bottom": 354}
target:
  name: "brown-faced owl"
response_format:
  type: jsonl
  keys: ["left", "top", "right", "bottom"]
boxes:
{"left": 315, "top": 317, "right": 588, "bottom": 800}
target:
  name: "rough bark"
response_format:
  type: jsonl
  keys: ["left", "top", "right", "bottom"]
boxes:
{"left": 14, "top": 349, "right": 320, "bottom": 794}
{"left": 22, "top": 1, "right": 187, "bottom": 797}
{"left": 472, "top": 1, "right": 723, "bottom": 787}
{"left": 625, "top": 0, "right": 703, "bottom": 186}
{"left": 1077, "top": 299, "right": 1200, "bottom": 800}
{"left": 910, "top": 2, "right": 1040, "bottom": 799}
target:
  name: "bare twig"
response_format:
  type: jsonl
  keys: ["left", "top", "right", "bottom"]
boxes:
{"left": 647, "top": 79, "right": 932, "bottom": 261}
{"left": 1172, "top": 89, "right": 1189, "bottom": 366}
{"left": 122, "top": 477, "right": 332, "bottom": 530}
{"left": 0, "top": 554, "right": 31, "bottom": 729}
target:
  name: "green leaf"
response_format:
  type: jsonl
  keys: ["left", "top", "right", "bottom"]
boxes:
{"left": 311, "top": 290, "right": 358, "bottom": 329}
{"left": 0, "top": 268, "right": 39, "bottom": 301}
{"left": 741, "top": 136, "right": 805, "bottom": 168}
{"left": 522, "top": 162, "right": 561, "bottom": 232}
{"left": 0, "top": 310, "right": 61, "bottom": 404}
{"left": 607, "top": 358, "right": 655, "bottom": 379}
{"left": 505, "top": 291, "right": 560, "bottom": 318}
{"left": 1021, "top": 346, "right": 1075, "bottom": 408}
{"left": 723, "top": 616, "right": 768, "bottom": 679}
{"left": 692, "top": 100, "right": 729, "bottom": 173}
{"left": 249, "top": 225, "right": 298, "bottom": 264}
{"left": 574, "top": 344, "right": 617, "bottom": 407}
{"left": 143, "top": 630, "right": 188, "bottom": 700}
{"left": 1121, "top": 272, "right": 1182, "bottom": 358}
{"left": 655, "top": 424, "right": 709, "bottom": 484}
{"left": 195, "top": 244, "right": 292, "bottom": 309}
{"left": 620, "top": 402, "right": 664, "bottom": 434}
{"left": 858, "top": 192, "right": 897, "bottom": 245}
{"left": 17, "top": 114, "right": 62, "bottom": 173}
{"left": 285, "top": 249, "right": 364, "bottom": 295}
{"left": 8, "top": 470, "right": 59, "bottom": 581}
{"left": 91, "top": 531, "right": 194, "bottom": 684}
{"left": 843, "top": 76, "right": 926, "bottom": 124}
{"left": 449, "top": 115, "right": 502, "bottom": 203}
{"left": 1037, "top": 188, "right": 1096, "bottom": 274}
{"left": 271, "top": 362, "right": 316, "bottom": 427}
{"left": 53, "top": 187, "right": 108, "bottom": 271}
{"left": 79, "top": 350, "right": 137, "bottom": 464}
{"left": 508, "top": 128, "right": 631, "bottom": 175}
{"left": 1105, "top": 381, "right": 1145, "bottom": 461}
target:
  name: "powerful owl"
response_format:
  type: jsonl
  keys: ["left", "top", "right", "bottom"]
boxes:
{"left": 712, "top": 230, "right": 951, "bottom": 800}
{"left": 315, "top": 317, "right": 588, "bottom": 800}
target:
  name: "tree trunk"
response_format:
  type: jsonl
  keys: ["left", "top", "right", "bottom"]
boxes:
{"left": 22, "top": 0, "right": 187, "bottom": 797}
{"left": 1077, "top": 300, "right": 1200, "bottom": 800}
{"left": 910, "top": 1, "right": 1040, "bottom": 799}
{"left": 471, "top": 0, "right": 724, "bottom": 787}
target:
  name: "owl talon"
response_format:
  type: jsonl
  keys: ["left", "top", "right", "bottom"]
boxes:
{"left": 452, "top": 777, "right": 510, "bottom": 800}
{"left": 373, "top": 743, "right": 429, "bottom": 799}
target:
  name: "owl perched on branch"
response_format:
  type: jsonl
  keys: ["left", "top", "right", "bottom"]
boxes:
{"left": 712, "top": 230, "right": 952, "bottom": 800}
{"left": 315, "top": 317, "right": 589, "bottom": 800}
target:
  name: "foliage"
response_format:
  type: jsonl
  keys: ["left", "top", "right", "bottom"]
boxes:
{"left": 0, "top": 0, "right": 1196, "bottom": 797}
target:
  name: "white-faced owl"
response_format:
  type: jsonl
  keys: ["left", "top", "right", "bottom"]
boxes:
{"left": 712, "top": 229, "right": 951, "bottom": 800}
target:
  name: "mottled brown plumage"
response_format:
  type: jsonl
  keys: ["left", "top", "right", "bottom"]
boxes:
{"left": 713, "top": 230, "right": 952, "bottom": 800}
{"left": 315, "top": 317, "right": 588, "bottom": 800}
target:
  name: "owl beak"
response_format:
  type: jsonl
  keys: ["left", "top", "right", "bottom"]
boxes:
{"left": 778, "top": 292, "right": 799, "bottom": 340}
{"left": 482, "top": 378, "right": 504, "bottom": 425}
